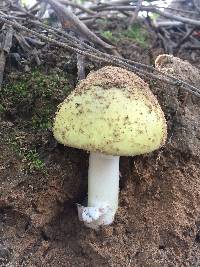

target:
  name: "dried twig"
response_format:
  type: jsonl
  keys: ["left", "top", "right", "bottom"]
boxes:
{"left": 43, "top": 0, "right": 89, "bottom": 80}
{"left": 90, "top": 5, "right": 200, "bottom": 27}
{"left": 14, "top": 32, "right": 32, "bottom": 53}
{"left": 14, "top": 32, "right": 41, "bottom": 65}
{"left": 193, "top": 0, "right": 200, "bottom": 13}
{"left": 128, "top": 0, "right": 143, "bottom": 27}
{"left": 159, "top": 28, "right": 175, "bottom": 54}
{"left": 37, "top": 2, "right": 48, "bottom": 19}
{"left": 58, "top": 0, "right": 96, "bottom": 15}
{"left": 0, "top": 16, "right": 200, "bottom": 98}
{"left": 182, "top": 44, "right": 200, "bottom": 49}
{"left": 77, "top": 53, "right": 86, "bottom": 80}
{"left": 0, "top": 1, "right": 200, "bottom": 96}
{"left": 43, "top": 0, "right": 114, "bottom": 49}
{"left": 175, "top": 26, "right": 196, "bottom": 54}
{"left": 0, "top": 24, "right": 13, "bottom": 87}
{"left": 153, "top": 21, "right": 183, "bottom": 28}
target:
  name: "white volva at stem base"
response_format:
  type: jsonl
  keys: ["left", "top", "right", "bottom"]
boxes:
{"left": 77, "top": 152, "right": 120, "bottom": 229}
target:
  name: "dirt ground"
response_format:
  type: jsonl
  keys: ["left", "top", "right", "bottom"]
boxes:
{"left": 0, "top": 20, "right": 200, "bottom": 267}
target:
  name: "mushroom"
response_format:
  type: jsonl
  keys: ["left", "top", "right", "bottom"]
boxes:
{"left": 53, "top": 66, "right": 167, "bottom": 229}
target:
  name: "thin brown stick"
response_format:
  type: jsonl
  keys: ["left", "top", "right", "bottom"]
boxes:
{"left": 43, "top": 0, "right": 114, "bottom": 49}
{"left": 153, "top": 5, "right": 199, "bottom": 15}
{"left": 1, "top": 16, "right": 200, "bottom": 98}
{"left": 77, "top": 53, "right": 86, "bottom": 80}
{"left": 0, "top": 24, "right": 13, "bottom": 87}
{"left": 91, "top": 5, "right": 200, "bottom": 26}
{"left": 154, "top": 21, "right": 183, "bottom": 28}
{"left": 58, "top": 0, "right": 96, "bottom": 15}
{"left": 3, "top": 26, "right": 14, "bottom": 53}
{"left": 193, "top": 0, "right": 200, "bottom": 13}
{"left": 175, "top": 26, "right": 196, "bottom": 54}
{"left": 37, "top": 2, "right": 48, "bottom": 19}
{"left": 0, "top": 13, "right": 194, "bottom": 76}
{"left": 0, "top": 51, "right": 6, "bottom": 87}
{"left": 128, "top": 0, "right": 143, "bottom": 27}
{"left": 29, "top": 16, "right": 156, "bottom": 71}
{"left": 14, "top": 32, "right": 32, "bottom": 53}
{"left": 14, "top": 31, "right": 41, "bottom": 65}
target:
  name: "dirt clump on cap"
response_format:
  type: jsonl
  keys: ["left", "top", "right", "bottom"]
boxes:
{"left": 77, "top": 66, "right": 146, "bottom": 91}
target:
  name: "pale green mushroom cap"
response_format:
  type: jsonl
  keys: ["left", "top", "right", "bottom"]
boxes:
{"left": 53, "top": 66, "right": 167, "bottom": 156}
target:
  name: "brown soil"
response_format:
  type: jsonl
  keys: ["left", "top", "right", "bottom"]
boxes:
{"left": 0, "top": 23, "right": 200, "bottom": 267}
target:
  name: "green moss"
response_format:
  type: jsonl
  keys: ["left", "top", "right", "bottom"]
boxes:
{"left": 1, "top": 69, "right": 71, "bottom": 130}
{"left": 149, "top": 12, "right": 160, "bottom": 20}
{"left": 1, "top": 69, "right": 73, "bottom": 172}
{"left": 25, "top": 149, "right": 45, "bottom": 172}
{"left": 97, "top": 18, "right": 109, "bottom": 27}
{"left": 100, "top": 30, "right": 116, "bottom": 42}
{"left": 2, "top": 133, "right": 46, "bottom": 173}
{"left": 0, "top": 103, "right": 5, "bottom": 113}
{"left": 100, "top": 23, "right": 149, "bottom": 48}
{"left": 120, "top": 24, "right": 149, "bottom": 48}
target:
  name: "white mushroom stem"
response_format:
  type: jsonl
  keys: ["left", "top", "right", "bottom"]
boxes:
{"left": 88, "top": 152, "right": 120, "bottom": 221}
{"left": 77, "top": 152, "right": 120, "bottom": 229}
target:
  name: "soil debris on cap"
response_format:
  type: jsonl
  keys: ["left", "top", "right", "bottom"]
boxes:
{"left": 53, "top": 66, "right": 167, "bottom": 156}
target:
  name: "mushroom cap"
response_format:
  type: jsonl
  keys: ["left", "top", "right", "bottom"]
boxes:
{"left": 53, "top": 66, "right": 167, "bottom": 156}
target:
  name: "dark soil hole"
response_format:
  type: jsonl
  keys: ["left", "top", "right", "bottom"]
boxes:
{"left": 195, "top": 233, "right": 200, "bottom": 243}
{"left": 41, "top": 230, "right": 49, "bottom": 241}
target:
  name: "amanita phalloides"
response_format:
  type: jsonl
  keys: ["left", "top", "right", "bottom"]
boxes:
{"left": 53, "top": 66, "right": 167, "bottom": 229}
